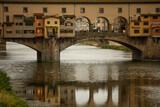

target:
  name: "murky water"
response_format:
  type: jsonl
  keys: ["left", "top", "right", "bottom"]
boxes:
{"left": 0, "top": 42, "right": 160, "bottom": 107}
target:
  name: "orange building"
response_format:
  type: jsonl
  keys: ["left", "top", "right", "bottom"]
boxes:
{"left": 34, "top": 13, "right": 44, "bottom": 37}
{"left": 150, "top": 14, "right": 160, "bottom": 37}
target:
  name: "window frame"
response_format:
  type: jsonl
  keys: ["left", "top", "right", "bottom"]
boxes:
{"left": 80, "top": 8, "right": 85, "bottom": 13}
{"left": 99, "top": 8, "right": 104, "bottom": 13}
{"left": 62, "top": 8, "right": 66, "bottom": 13}
{"left": 4, "top": 6, "right": 8, "bottom": 12}
{"left": 118, "top": 8, "right": 122, "bottom": 13}
{"left": 43, "top": 7, "right": 48, "bottom": 13}
{"left": 23, "top": 7, "right": 28, "bottom": 13}
{"left": 134, "top": 29, "right": 139, "bottom": 34}
{"left": 137, "top": 8, "right": 141, "bottom": 13}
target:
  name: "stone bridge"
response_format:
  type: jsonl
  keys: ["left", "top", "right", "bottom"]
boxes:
{"left": 0, "top": 32, "right": 160, "bottom": 62}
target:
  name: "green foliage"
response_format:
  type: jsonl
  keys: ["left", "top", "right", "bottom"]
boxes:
{"left": 81, "top": 40, "right": 131, "bottom": 51}
{"left": 0, "top": 71, "right": 12, "bottom": 91}
{"left": 102, "top": 45, "right": 131, "bottom": 51}
{"left": 0, "top": 71, "right": 28, "bottom": 107}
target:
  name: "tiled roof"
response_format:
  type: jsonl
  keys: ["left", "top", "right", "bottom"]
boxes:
{"left": 1, "top": 0, "right": 159, "bottom": 3}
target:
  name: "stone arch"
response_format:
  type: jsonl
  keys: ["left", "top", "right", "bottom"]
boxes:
{"left": 76, "top": 16, "right": 92, "bottom": 32}
{"left": 93, "top": 16, "right": 110, "bottom": 32}
{"left": 5, "top": 38, "right": 43, "bottom": 52}
{"left": 113, "top": 16, "right": 128, "bottom": 33}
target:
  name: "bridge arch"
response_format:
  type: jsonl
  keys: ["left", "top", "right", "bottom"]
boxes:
{"left": 75, "top": 16, "right": 91, "bottom": 32}
{"left": 93, "top": 16, "right": 110, "bottom": 32}
{"left": 4, "top": 38, "right": 43, "bottom": 53}
{"left": 113, "top": 16, "right": 128, "bottom": 33}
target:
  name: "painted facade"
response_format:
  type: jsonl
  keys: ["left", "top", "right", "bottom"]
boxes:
{"left": 130, "top": 14, "right": 160, "bottom": 36}
{"left": 44, "top": 15, "right": 60, "bottom": 38}
{"left": 0, "top": 0, "right": 160, "bottom": 38}
{"left": 34, "top": 13, "right": 44, "bottom": 37}
{"left": 60, "top": 15, "right": 75, "bottom": 37}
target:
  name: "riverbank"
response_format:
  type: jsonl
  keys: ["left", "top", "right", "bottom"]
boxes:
{"left": 0, "top": 71, "right": 28, "bottom": 107}
{"left": 81, "top": 41, "right": 131, "bottom": 51}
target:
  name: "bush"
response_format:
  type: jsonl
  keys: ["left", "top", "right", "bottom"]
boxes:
{"left": 0, "top": 71, "right": 28, "bottom": 107}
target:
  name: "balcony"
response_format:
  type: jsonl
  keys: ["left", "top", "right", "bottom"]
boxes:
{"left": 47, "top": 32, "right": 57, "bottom": 37}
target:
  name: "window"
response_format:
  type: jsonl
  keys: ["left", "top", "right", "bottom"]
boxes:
{"left": 134, "top": 30, "right": 139, "bottom": 33}
{"left": 118, "top": 8, "right": 122, "bottom": 13}
{"left": 156, "top": 8, "right": 160, "bottom": 13}
{"left": 36, "top": 29, "right": 42, "bottom": 34}
{"left": 7, "top": 31, "right": 12, "bottom": 34}
{"left": 23, "top": 7, "right": 28, "bottom": 13}
{"left": 16, "top": 30, "right": 23, "bottom": 34}
{"left": 80, "top": 8, "right": 85, "bottom": 13}
{"left": 15, "top": 16, "right": 23, "bottom": 19}
{"left": 19, "top": 23, "right": 23, "bottom": 26}
{"left": 153, "top": 16, "right": 158, "bottom": 19}
{"left": 65, "top": 23, "right": 73, "bottom": 26}
{"left": 143, "top": 29, "right": 149, "bottom": 33}
{"left": 60, "top": 29, "right": 65, "bottom": 33}
{"left": 25, "top": 22, "right": 33, "bottom": 26}
{"left": 155, "top": 29, "right": 160, "bottom": 33}
{"left": 6, "top": 24, "right": 11, "bottom": 26}
{"left": 6, "top": 16, "right": 9, "bottom": 22}
{"left": 143, "top": 22, "right": 149, "bottom": 25}
{"left": 47, "top": 21, "right": 50, "bottom": 24}
{"left": 36, "top": 16, "right": 42, "bottom": 19}
{"left": 38, "top": 23, "right": 41, "bottom": 26}
{"left": 54, "top": 21, "right": 57, "bottom": 24}
{"left": 134, "top": 22, "right": 139, "bottom": 25}
{"left": 99, "top": 8, "right": 104, "bottom": 13}
{"left": 16, "top": 23, "right": 18, "bottom": 26}
{"left": 66, "top": 30, "right": 73, "bottom": 33}
{"left": 137, "top": 8, "right": 141, "bottom": 13}
{"left": 24, "top": 30, "right": 34, "bottom": 34}
{"left": 4, "top": 7, "right": 8, "bottom": 12}
{"left": 43, "top": 7, "right": 47, "bottom": 13}
{"left": 65, "top": 17, "right": 72, "bottom": 19}
{"left": 144, "top": 16, "right": 148, "bottom": 18}
{"left": 60, "top": 21, "right": 64, "bottom": 25}
{"left": 62, "top": 8, "right": 66, "bottom": 13}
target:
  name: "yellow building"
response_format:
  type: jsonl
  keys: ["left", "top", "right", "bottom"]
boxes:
{"left": 130, "top": 15, "right": 151, "bottom": 36}
{"left": 44, "top": 15, "right": 60, "bottom": 38}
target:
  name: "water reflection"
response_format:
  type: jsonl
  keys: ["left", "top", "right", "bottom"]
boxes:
{"left": 0, "top": 43, "right": 160, "bottom": 107}
{"left": 11, "top": 62, "right": 160, "bottom": 107}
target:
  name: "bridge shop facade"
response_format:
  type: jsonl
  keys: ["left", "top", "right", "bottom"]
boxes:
{"left": 0, "top": 0, "right": 160, "bottom": 62}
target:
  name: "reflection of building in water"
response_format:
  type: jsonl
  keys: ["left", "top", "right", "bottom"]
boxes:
{"left": 44, "top": 85, "right": 61, "bottom": 104}
{"left": 13, "top": 62, "right": 158, "bottom": 107}
{"left": 60, "top": 85, "right": 76, "bottom": 105}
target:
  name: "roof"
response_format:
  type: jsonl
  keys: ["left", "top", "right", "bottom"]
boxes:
{"left": 3, "top": 22, "right": 14, "bottom": 24}
{"left": 34, "top": 13, "right": 44, "bottom": 16}
{"left": 141, "top": 14, "right": 160, "bottom": 16}
{"left": 13, "top": 14, "right": 24, "bottom": 17}
{"left": 43, "top": 15, "right": 60, "bottom": 19}
{"left": 63, "top": 15, "right": 75, "bottom": 18}
{"left": 1, "top": 0, "right": 160, "bottom": 3}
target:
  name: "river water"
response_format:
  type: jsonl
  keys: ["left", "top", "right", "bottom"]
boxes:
{"left": 0, "top": 42, "right": 160, "bottom": 107}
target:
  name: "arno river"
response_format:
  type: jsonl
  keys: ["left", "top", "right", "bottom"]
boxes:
{"left": 0, "top": 42, "right": 160, "bottom": 107}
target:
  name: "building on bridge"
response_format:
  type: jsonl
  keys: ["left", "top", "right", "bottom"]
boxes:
{"left": 0, "top": 0, "right": 160, "bottom": 62}
{"left": 130, "top": 14, "right": 160, "bottom": 37}
{"left": 60, "top": 15, "right": 75, "bottom": 37}
{"left": 34, "top": 13, "right": 44, "bottom": 37}
{"left": 44, "top": 15, "right": 60, "bottom": 38}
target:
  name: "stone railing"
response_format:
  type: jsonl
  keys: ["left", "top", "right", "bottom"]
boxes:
{"left": 75, "top": 32, "right": 127, "bottom": 37}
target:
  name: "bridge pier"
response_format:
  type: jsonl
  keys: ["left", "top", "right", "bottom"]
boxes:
{"left": 0, "top": 41, "right": 6, "bottom": 51}
{"left": 132, "top": 37, "right": 160, "bottom": 61}
{"left": 37, "top": 37, "right": 60, "bottom": 62}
